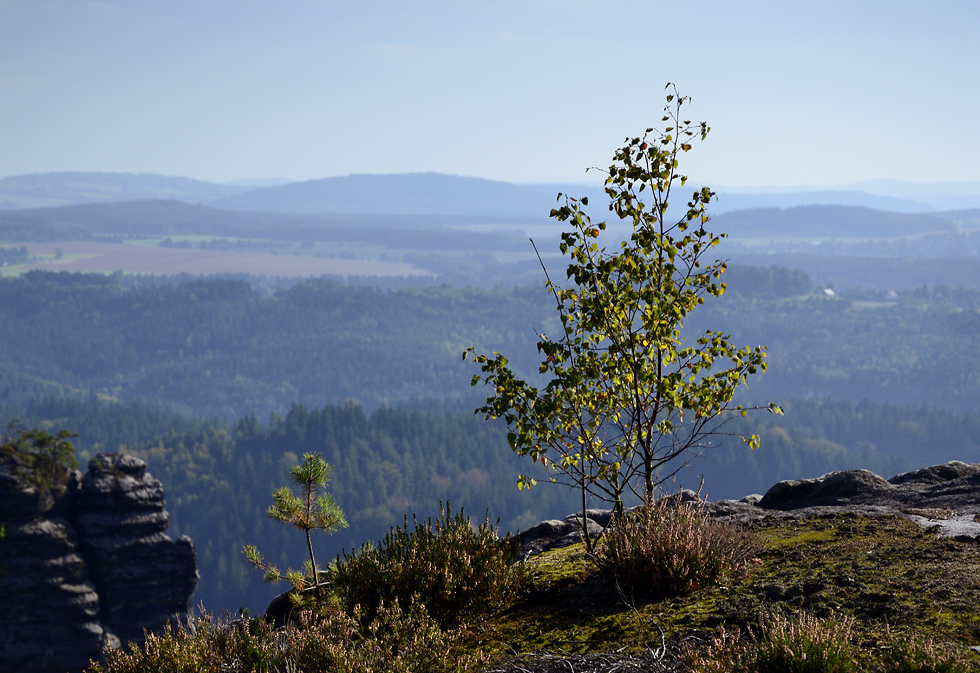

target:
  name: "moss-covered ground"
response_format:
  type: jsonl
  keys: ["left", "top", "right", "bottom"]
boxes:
{"left": 476, "top": 513, "right": 980, "bottom": 669}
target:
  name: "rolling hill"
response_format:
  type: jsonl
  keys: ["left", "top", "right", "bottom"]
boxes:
{"left": 1, "top": 199, "right": 961, "bottom": 243}
{"left": 7, "top": 171, "right": 980, "bottom": 218}
{"left": 0, "top": 172, "right": 244, "bottom": 210}
{"left": 208, "top": 172, "right": 565, "bottom": 217}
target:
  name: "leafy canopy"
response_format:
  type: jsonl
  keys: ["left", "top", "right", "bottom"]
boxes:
{"left": 467, "top": 85, "right": 779, "bottom": 518}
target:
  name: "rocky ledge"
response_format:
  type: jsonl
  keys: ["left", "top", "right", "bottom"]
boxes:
{"left": 514, "top": 461, "right": 980, "bottom": 557}
{"left": 0, "top": 452, "right": 198, "bottom": 673}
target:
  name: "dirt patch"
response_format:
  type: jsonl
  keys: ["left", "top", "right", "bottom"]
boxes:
{"left": 903, "top": 507, "right": 957, "bottom": 520}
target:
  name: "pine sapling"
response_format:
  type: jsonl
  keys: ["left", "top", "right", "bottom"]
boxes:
{"left": 242, "top": 452, "right": 347, "bottom": 608}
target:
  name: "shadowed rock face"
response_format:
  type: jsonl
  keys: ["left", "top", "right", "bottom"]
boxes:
{"left": 0, "top": 452, "right": 198, "bottom": 673}
{"left": 75, "top": 454, "right": 199, "bottom": 646}
{"left": 0, "top": 516, "right": 104, "bottom": 673}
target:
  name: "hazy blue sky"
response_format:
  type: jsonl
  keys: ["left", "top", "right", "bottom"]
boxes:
{"left": 2, "top": 1, "right": 977, "bottom": 187}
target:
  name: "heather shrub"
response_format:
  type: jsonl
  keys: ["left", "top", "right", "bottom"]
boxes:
{"left": 87, "top": 604, "right": 489, "bottom": 673}
{"left": 598, "top": 495, "right": 754, "bottom": 596}
{"left": 331, "top": 503, "right": 518, "bottom": 628}
{"left": 89, "top": 614, "right": 282, "bottom": 673}
{"left": 688, "top": 611, "right": 860, "bottom": 673}
{"left": 324, "top": 600, "right": 491, "bottom": 673}
{"left": 880, "top": 628, "right": 975, "bottom": 673}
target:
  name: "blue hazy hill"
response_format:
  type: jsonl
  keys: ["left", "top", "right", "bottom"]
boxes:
{"left": 5, "top": 171, "right": 979, "bottom": 221}
{"left": 209, "top": 172, "right": 565, "bottom": 217}
{"left": 0, "top": 172, "right": 244, "bottom": 210}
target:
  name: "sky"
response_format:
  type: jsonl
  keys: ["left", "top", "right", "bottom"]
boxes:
{"left": 1, "top": 0, "right": 978, "bottom": 188}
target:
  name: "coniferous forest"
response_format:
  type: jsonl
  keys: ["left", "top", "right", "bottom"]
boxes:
{"left": 3, "top": 266, "right": 980, "bottom": 611}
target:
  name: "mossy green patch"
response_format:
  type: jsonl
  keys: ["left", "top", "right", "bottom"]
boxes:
{"left": 760, "top": 524, "right": 837, "bottom": 548}
{"left": 474, "top": 514, "right": 980, "bottom": 670}
{"left": 522, "top": 542, "right": 592, "bottom": 588}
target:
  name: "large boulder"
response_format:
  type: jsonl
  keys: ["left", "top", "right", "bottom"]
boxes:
{"left": 888, "top": 461, "right": 980, "bottom": 487}
{"left": 514, "top": 511, "right": 606, "bottom": 558}
{"left": 756, "top": 461, "right": 980, "bottom": 516}
{"left": 759, "top": 468, "right": 896, "bottom": 510}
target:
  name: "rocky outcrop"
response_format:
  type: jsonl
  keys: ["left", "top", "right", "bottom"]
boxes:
{"left": 75, "top": 454, "right": 199, "bottom": 645}
{"left": 0, "top": 452, "right": 198, "bottom": 673}
{"left": 0, "top": 516, "right": 105, "bottom": 673}
{"left": 706, "top": 460, "right": 980, "bottom": 537}
{"left": 515, "top": 461, "right": 980, "bottom": 555}
{"left": 514, "top": 510, "right": 609, "bottom": 559}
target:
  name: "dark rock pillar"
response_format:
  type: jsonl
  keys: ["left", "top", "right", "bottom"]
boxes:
{"left": 74, "top": 453, "right": 199, "bottom": 645}
{"left": 0, "top": 457, "right": 105, "bottom": 672}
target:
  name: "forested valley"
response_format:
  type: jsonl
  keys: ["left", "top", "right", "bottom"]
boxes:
{"left": 1, "top": 267, "right": 978, "bottom": 418}
{"left": 3, "top": 267, "right": 980, "bottom": 612}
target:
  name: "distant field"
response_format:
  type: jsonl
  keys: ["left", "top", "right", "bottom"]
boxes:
{"left": 0, "top": 241, "right": 436, "bottom": 278}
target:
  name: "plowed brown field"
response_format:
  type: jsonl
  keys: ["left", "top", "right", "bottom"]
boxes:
{"left": 3, "top": 241, "right": 434, "bottom": 278}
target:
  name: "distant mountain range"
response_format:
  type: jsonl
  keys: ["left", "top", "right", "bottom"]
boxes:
{"left": 2, "top": 171, "right": 980, "bottom": 217}
{"left": 209, "top": 173, "right": 556, "bottom": 217}
{"left": 4, "top": 198, "right": 977, "bottom": 244}
{"left": 0, "top": 172, "right": 244, "bottom": 210}
{"left": 848, "top": 179, "right": 980, "bottom": 211}
{"left": 711, "top": 191, "right": 933, "bottom": 214}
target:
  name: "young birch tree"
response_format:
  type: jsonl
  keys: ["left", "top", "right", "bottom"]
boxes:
{"left": 467, "top": 86, "right": 780, "bottom": 537}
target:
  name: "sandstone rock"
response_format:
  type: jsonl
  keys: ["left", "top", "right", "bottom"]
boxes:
{"left": 0, "top": 451, "right": 198, "bottom": 673}
{"left": 574, "top": 508, "right": 617, "bottom": 528}
{"left": 0, "top": 517, "right": 105, "bottom": 673}
{"left": 759, "top": 468, "right": 896, "bottom": 510}
{"left": 515, "top": 513, "right": 604, "bottom": 558}
{"left": 889, "top": 460, "right": 980, "bottom": 486}
{"left": 753, "top": 461, "right": 980, "bottom": 519}
{"left": 0, "top": 449, "right": 80, "bottom": 520}
{"left": 76, "top": 453, "right": 198, "bottom": 645}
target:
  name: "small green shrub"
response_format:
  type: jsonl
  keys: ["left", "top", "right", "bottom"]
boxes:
{"left": 331, "top": 503, "right": 518, "bottom": 628}
{"left": 598, "top": 496, "right": 753, "bottom": 596}
{"left": 325, "top": 600, "right": 491, "bottom": 673}
{"left": 688, "top": 611, "right": 860, "bottom": 673}
{"left": 1, "top": 427, "right": 79, "bottom": 497}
